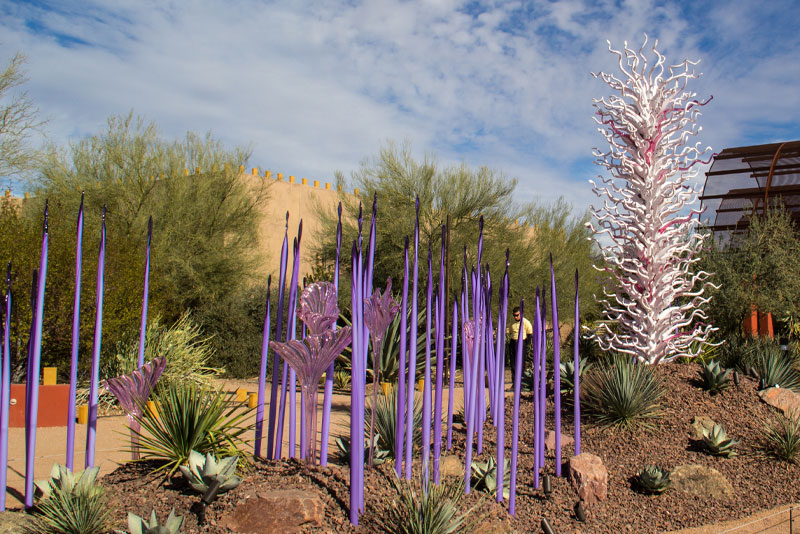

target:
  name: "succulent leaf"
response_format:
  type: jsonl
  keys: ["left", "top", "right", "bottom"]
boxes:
{"left": 702, "top": 424, "right": 739, "bottom": 458}
{"left": 637, "top": 465, "right": 671, "bottom": 494}
{"left": 180, "top": 449, "right": 241, "bottom": 495}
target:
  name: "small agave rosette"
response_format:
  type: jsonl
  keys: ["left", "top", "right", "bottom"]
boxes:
{"left": 179, "top": 450, "right": 241, "bottom": 494}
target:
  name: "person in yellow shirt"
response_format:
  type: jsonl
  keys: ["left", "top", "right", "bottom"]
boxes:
{"left": 506, "top": 306, "right": 533, "bottom": 384}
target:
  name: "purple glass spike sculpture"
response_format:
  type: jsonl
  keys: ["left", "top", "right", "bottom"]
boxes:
{"left": 104, "top": 357, "right": 167, "bottom": 460}
{"left": 364, "top": 278, "right": 400, "bottom": 467}
{"left": 66, "top": 193, "right": 84, "bottom": 470}
{"left": 0, "top": 263, "right": 11, "bottom": 511}
{"left": 86, "top": 206, "right": 106, "bottom": 470}
{"left": 137, "top": 216, "right": 152, "bottom": 368}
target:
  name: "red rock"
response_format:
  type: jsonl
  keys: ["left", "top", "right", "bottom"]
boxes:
{"left": 759, "top": 387, "right": 800, "bottom": 418}
{"left": 221, "top": 489, "right": 324, "bottom": 534}
{"left": 568, "top": 453, "right": 608, "bottom": 505}
{"left": 545, "top": 430, "right": 575, "bottom": 451}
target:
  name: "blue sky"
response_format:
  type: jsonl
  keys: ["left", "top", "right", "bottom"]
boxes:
{"left": 2, "top": 0, "right": 799, "bottom": 213}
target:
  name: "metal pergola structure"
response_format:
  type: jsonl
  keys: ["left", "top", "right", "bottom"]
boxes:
{"left": 699, "top": 140, "right": 800, "bottom": 235}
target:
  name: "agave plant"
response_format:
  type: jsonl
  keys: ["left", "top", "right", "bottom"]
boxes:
{"left": 702, "top": 424, "right": 739, "bottom": 458}
{"left": 26, "top": 464, "right": 109, "bottom": 534}
{"left": 179, "top": 450, "right": 241, "bottom": 495}
{"left": 471, "top": 456, "right": 511, "bottom": 500}
{"left": 363, "top": 278, "right": 401, "bottom": 467}
{"left": 104, "top": 357, "right": 167, "bottom": 459}
{"left": 698, "top": 360, "right": 731, "bottom": 394}
{"left": 333, "top": 435, "right": 390, "bottom": 466}
{"left": 636, "top": 465, "right": 671, "bottom": 494}
{"left": 272, "top": 282, "right": 352, "bottom": 465}
{"left": 560, "top": 357, "right": 592, "bottom": 398}
{"left": 123, "top": 509, "right": 183, "bottom": 534}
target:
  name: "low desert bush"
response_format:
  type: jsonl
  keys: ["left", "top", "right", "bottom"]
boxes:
{"left": 386, "top": 477, "right": 475, "bottom": 534}
{"left": 763, "top": 414, "right": 800, "bottom": 463}
{"left": 24, "top": 465, "right": 109, "bottom": 534}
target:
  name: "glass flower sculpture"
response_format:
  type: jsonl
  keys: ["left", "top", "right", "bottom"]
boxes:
{"left": 104, "top": 356, "right": 166, "bottom": 459}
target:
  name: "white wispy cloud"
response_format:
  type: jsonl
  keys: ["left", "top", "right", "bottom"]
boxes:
{"left": 1, "top": 0, "right": 798, "bottom": 215}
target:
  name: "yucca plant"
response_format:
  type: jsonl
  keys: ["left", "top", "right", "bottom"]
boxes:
{"left": 131, "top": 381, "right": 255, "bottom": 475}
{"left": 582, "top": 355, "right": 665, "bottom": 428}
{"left": 702, "top": 424, "right": 739, "bottom": 458}
{"left": 560, "top": 357, "right": 592, "bottom": 398}
{"left": 333, "top": 368, "right": 351, "bottom": 390}
{"left": 25, "top": 465, "right": 109, "bottom": 534}
{"left": 371, "top": 391, "right": 423, "bottom": 458}
{"left": 179, "top": 450, "right": 241, "bottom": 494}
{"left": 123, "top": 509, "right": 183, "bottom": 534}
{"left": 636, "top": 465, "right": 671, "bottom": 494}
{"left": 749, "top": 343, "right": 800, "bottom": 391}
{"left": 763, "top": 414, "right": 800, "bottom": 463}
{"left": 471, "top": 456, "right": 511, "bottom": 500}
{"left": 386, "top": 476, "right": 475, "bottom": 534}
{"left": 698, "top": 360, "right": 731, "bottom": 394}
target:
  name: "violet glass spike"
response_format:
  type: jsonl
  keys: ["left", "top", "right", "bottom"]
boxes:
{"left": 298, "top": 282, "right": 340, "bottom": 336}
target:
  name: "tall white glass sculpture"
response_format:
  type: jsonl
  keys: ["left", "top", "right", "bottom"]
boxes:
{"left": 589, "top": 37, "right": 717, "bottom": 365}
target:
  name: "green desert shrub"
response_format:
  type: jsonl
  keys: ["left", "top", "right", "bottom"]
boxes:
{"left": 582, "top": 355, "right": 665, "bottom": 428}
{"left": 763, "top": 414, "right": 800, "bottom": 463}
{"left": 24, "top": 465, "right": 109, "bottom": 534}
{"left": 132, "top": 381, "right": 254, "bottom": 475}
{"left": 747, "top": 341, "right": 800, "bottom": 391}
{"left": 386, "top": 477, "right": 475, "bottom": 534}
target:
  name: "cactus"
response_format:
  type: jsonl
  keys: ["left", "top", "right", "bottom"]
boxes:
{"left": 702, "top": 424, "right": 739, "bottom": 458}
{"left": 179, "top": 450, "right": 241, "bottom": 495}
{"left": 637, "top": 465, "right": 671, "bottom": 494}
{"left": 699, "top": 360, "right": 731, "bottom": 394}
{"left": 124, "top": 509, "right": 183, "bottom": 534}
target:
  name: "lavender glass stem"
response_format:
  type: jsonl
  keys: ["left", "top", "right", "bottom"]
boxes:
{"left": 540, "top": 290, "right": 547, "bottom": 471}
{"left": 137, "top": 216, "right": 152, "bottom": 368}
{"left": 496, "top": 263, "right": 508, "bottom": 503}
{"left": 267, "top": 213, "right": 289, "bottom": 460}
{"left": 532, "top": 289, "right": 541, "bottom": 489}
{"left": 66, "top": 195, "right": 83, "bottom": 470}
{"left": 0, "top": 265, "right": 12, "bottom": 511}
{"left": 433, "top": 228, "right": 445, "bottom": 483}
{"left": 446, "top": 301, "right": 457, "bottom": 450}
{"left": 320, "top": 203, "right": 342, "bottom": 466}
{"left": 395, "top": 238, "right": 409, "bottom": 477}
{"left": 349, "top": 243, "right": 360, "bottom": 525}
{"left": 254, "top": 277, "right": 272, "bottom": 457}
{"left": 421, "top": 248, "right": 432, "bottom": 485}
{"left": 86, "top": 207, "right": 104, "bottom": 471}
{"left": 574, "top": 270, "right": 581, "bottom": 455}
{"left": 550, "top": 254, "right": 562, "bottom": 475}
{"left": 404, "top": 198, "right": 419, "bottom": 480}
{"left": 509, "top": 299, "right": 524, "bottom": 517}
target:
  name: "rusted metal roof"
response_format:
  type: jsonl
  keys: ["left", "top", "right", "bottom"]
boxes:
{"left": 699, "top": 140, "right": 800, "bottom": 234}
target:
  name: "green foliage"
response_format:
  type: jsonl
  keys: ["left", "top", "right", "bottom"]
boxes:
{"left": 24, "top": 465, "right": 109, "bottom": 534}
{"left": 106, "top": 312, "right": 222, "bottom": 387}
{"left": 748, "top": 341, "right": 800, "bottom": 391}
{"left": 123, "top": 510, "right": 183, "bottom": 534}
{"left": 698, "top": 360, "right": 731, "bottom": 394}
{"left": 702, "top": 424, "right": 739, "bottom": 458}
{"left": 636, "top": 465, "right": 671, "bottom": 494}
{"left": 582, "top": 355, "right": 665, "bottom": 428}
{"left": 332, "top": 368, "right": 351, "bottom": 390}
{"left": 560, "top": 357, "right": 592, "bottom": 398}
{"left": 314, "top": 141, "right": 600, "bottom": 322}
{"left": 0, "top": 51, "right": 45, "bottom": 181}
{"left": 131, "top": 381, "right": 254, "bottom": 475}
{"left": 386, "top": 476, "right": 475, "bottom": 534}
{"left": 702, "top": 206, "right": 800, "bottom": 339}
{"left": 470, "top": 456, "right": 510, "bottom": 500}
{"left": 763, "top": 414, "right": 800, "bottom": 463}
{"left": 1, "top": 113, "right": 267, "bottom": 377}
{"left": 179, "top": 450, "right": 241, "bottom": 495}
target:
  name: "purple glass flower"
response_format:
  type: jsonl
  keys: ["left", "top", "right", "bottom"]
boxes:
{"left": 363, "top": 278, "right": 400, "bottom": 467}
{"left": 297, "top": 282, "right": 339, "bottom": 336}
{"left": 270, "top": 326, "right": 353, "bottom": 464}
{"left": 104, "top": 356, "right": 166, "bottom": 460}
{"left": 463, "top": 317, "right": 484, "bottom": 361}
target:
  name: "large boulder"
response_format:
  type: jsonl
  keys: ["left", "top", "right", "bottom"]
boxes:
{"left": 671, "top": 464, "right": 733, "bottom": 500}
{"left": 568, "top": 453, "right": 608, "bottom": 505}
{"left": 222, "top": 489, "right": 325, "bottom": 534}
{"left": 759, "top": 387, "right": 800, "bottom": 418}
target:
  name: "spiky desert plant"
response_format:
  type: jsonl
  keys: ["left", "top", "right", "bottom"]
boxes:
{"left": 104, "top": 357, "right": 166, "bottom": 460}
{"left": 179, "top": 450, "right": 241, "bottom": 494}
{"left": 582, "top": 355, "right": 665, "bottom": 428}
{"left": 386, "top": 476, "right": 476, "bottom": 534}
{"left": 131, "top": 381, "right": 254, "bottom": 475}
{"left": 25, "top": 464, "right": 109, "bottom": 534}
{"left": 749, "top": 343, "right": 800, "bottom": 391}
{"left": 698, "top": 360, "right": 731, "bottom": 394}
{"left": 702, "top": 424, "right": 739, "bottom": 458}
{"left": 333, "top": 368, "right": 351, "bottom": 390}
{"left": 588, "top": 36, "right": 717, "bottom": 364}
{"left": 333, "top": 435, "right": 390, "bottom": 466}
{"left": 560, "top": 357, "right": 592, "bottom": 398}
{"left": 471, "top": 456, "right": 511, "bottom": 500}
{"left": 371, "top": 390, "right": 423, "bottom": 459}
{"left": 763, "top": 414, "right": 800, "bottom": 463}
{"left": 636, "top": 465, "right": 671, "bottom": 494}
{"left": 123, "top": 509, "right": 183, "bottom": 534}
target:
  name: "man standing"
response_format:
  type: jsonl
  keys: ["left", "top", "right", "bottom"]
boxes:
{"left": 506, "top": 306, "right": 533, "bottom": 385}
